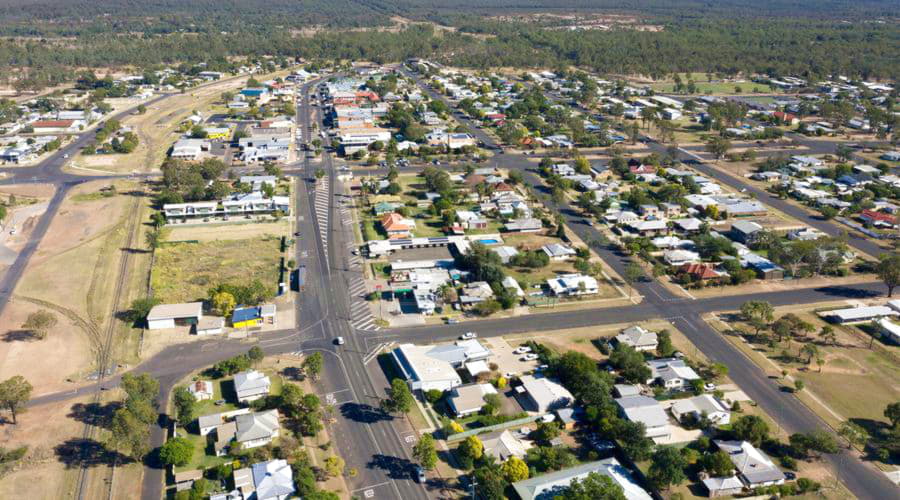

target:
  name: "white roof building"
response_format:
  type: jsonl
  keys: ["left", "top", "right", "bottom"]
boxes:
{"left": 616, "top": 395, "right": 671, "bottom": 441}
{"left": 512, "top": 458, "right": 652, "bottom": 500}
{"left": 519, "top": 375, "right": 573, "bottom": 413}
{"left": 671, "top": 394, "right": 731, "bottom": 425}
{"left": 547, "top": 274, "right": 599, "bottom": 296}
{"left": 647, "top": 358, "right": 700, "bottom": 389}
{"left": 615, "top": 326, "right": 658, "bottom": 352}
{"left": 233, "top": 370, "right": 272, "bottom": 403}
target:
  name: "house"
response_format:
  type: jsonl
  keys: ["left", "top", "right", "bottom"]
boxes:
{"left": 679, "top": 262, "right": 727, "bottom": 282}
{"left": 504, "top": 218, "right": 543, "bottom": 233}
{"left": 614, "top": 326, "right": 658, "bottom": 352}
{"left": 234, "top": 410, "right": 281, "bottom": 449}
{"left": 773, "top": 111, "right": 799, "bottom": 125}
{"left": 703, "top": 474, "right": 746, "bottom": 498}
{"left": 233, "top": 370, "right": 272, "bottom": 403}
{"left": 714, "top": 440, "right": 785, "bottom": 488}
{"left": 187, "top": 380, "right": 214, "bottom": 401}
{"left": 146, "top": 302, "right": 203, "bottom": 330}
{"left": 826, "top": 305, "right": 898, "bottom": 324}
{"left": 729, "top": 221, "right": 764, "bottom": 244}
{"left": 174, "top": 469, "right": 204, "bottom": 492}
{"left": 646, "top": 358, "right": 700, "bottom": 389}
{"left": 447, "top": 383, "right": 497, "bottom": 417}
{"left": 740, "top": 252, "right": 784, "bottom": 280}
{"left": 381, "top": 212, "right": 415, "bottom": 238}
{"left": 614, "top": 384, "right": 641, "bottom": 398}
{"left": 491, "top": 246, "right": 519, "bottom": 264}
{"left": 391, "top": 341, "right": 491, "bottom": 393}
{"left": 876, "top": 317, "right": 900, "bottom": 344}
{"left": 542, "top": 243, "right": 577, "bottom": 261}
{"left": 460, "top": 281, "right": 495, "bottom": 305}
{"left": 232, "top": 459, "right": 295, "bottom": 500}
{"left": 672, "top": 217, "right": 702, "bottom": 233}
{"left": 860, "top": 209, "right": 897, "bottom": 228}
{"left": 671, "top": 394, "right": 731, "bottom": 425}
{"left": 615, "top": 395, "right": 671, "bottom": 441}
{"left": 31, "top": 119, "right": 82, "bottom": 133}
{"left": 198, "top": 408, "right": 251, "bottom": 436}
{"left": 518, "top": 375, "right": 573, "bottom": 413}
{"left": 664, "top": 249, "right": 701, "bottom": 266}
{"left": 660, "top": 202, "right": 683, "bottom": 218}
{"left": 196, "top": 316, "right": 226, "bottom": 335}
{"left": 626, "top": 219, "right": 667, "bottom": 236}
{"left": 480, "top": 429, "right": 530, "bottom": 461}
{"left": 546, "top": 274, "right": 599, "bottom": 296}
{"left": 231, "top": 304, "right": 277, "bottom": 328}
{"left": 512, "top": 458, "right": 652, "bottom": 500}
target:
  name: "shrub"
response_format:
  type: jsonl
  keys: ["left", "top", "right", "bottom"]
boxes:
{"left": 425, "top": 389, "right": 443, "bottom": 404}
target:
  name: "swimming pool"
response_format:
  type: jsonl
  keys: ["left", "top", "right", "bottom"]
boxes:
{"left": 478, "top": 239, "right": 500, "bottom": 245}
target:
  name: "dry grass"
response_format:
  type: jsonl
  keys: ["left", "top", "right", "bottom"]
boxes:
{"left": 150, "top": 236, "right": 282, "bottom": 303}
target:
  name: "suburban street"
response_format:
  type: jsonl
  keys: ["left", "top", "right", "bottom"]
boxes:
{"left": 5, "top": 71, "right": 898, "bottom": 500}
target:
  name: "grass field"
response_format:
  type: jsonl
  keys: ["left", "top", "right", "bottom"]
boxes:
{"left": 151, "top": 236, "right": 282, "bottom": 303}
{"left": 648, "top": 81, "right": 765, "bottom": 95}
{"left": 165, "top": 220, "right": 290, "bottom": 242}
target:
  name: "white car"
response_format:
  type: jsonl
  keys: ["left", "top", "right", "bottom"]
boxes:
{"left": 522, "top": 354, "right": 540, "bottom": 361}
{"left": 335, "top": 337, "right": 345, "bottom": 345}
{"left": 513, "top": 346, "right": 532, "bottom": 354}
{"left": 460, "top": 332, "right": 477, "bottom": 340}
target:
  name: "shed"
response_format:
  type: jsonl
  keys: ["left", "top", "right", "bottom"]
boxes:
{"left": 147, "top": 302, "right": 203, "bottom": 330}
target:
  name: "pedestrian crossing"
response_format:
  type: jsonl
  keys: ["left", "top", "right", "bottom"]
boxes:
{"left": 313, "top": 175, "right": 330, "bottom": 260}
{"left": 347, "top": 275, "right": 379, "bottom": 331}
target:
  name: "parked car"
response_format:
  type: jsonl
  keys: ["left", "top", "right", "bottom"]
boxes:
{"left": 513, "top": 346, "right": 532, "bottom": 354}
{"left": 460, "top": 332, "right": 477, "bottom": 340}
{"left": 522, "top": 354, "right": 540, "bottom": 361}
{"left": 446, "top": 318, "right": 460, "bottom": 324}
{"left": 704, "top": 383, "right": 716, "bottom": 391}
{"left": 414, "top": 466, "right": 426, "bottom": 483}
{"left": 335, "top": 337, "right": 345, "bottom": 345}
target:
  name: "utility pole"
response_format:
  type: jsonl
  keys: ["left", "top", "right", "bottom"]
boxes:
{"left": 470, "top": 475, "right": 477, "bottom": 500}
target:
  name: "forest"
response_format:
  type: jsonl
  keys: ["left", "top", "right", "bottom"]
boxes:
{"left": 0, "top": 1, "right": 896, "bottom": 90}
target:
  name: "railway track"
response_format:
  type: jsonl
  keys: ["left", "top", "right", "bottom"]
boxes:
{"left": 72, "top": 184, "right": 145, "bottom": 500}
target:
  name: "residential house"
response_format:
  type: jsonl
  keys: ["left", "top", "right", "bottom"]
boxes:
{"left": 231, "top": 459, "right": 295, "bottom": 500}
{"left": 660, "top": 202, "right": 683, "bottom": 218}
{"left": 875, "top": 317, "right": 900, "bottom": 344}
{"left": 678, "top": 262, "right": 727, "bottom": 283}
{"left": 729, "top": 221, "right": 764, "bottom": 244}
{"left": 826, "top": 305, "right": 898, "bottom": 324}
{"left": 547, "top": 274, "right": 599, "bottom": 296}
{"left": 860, "top": 209, "right": 897, "bottom": 228}
{"left": 198, "top": 408, "right": 251, "bottom": 436}
{"left": 460, "top": 281, "right": 495, "bottom": 305}
{"left": 714, "top": 440, "right": 785, "bottom": 489}
{"left": 447, "top": 383, "right": 497, "bottom": 417}
{"left": 480, "top": 429, "right": 530, "bottom": 461}
{"left": 664, "top": 249, "right": 701, "bottom": 266}
{"left": 646, "top": 358, "right": 700, "bottom": 389}
{"left": 512, "top": 458, "right": 652, "bottom": 500}
{"left": 542, "top": 243, "right": 577, "bottom": 261}
{"left": 504, "top": 218, "right": 543, "bottom": 233}
{"left": 234, "top": 370, "right": 272, "bottom": 403}
{"left": 671, "top": 394, "right": 731, "bottom": 425}
{"left": 234, "top": 410, "right": 281, "bottom": 449}
{"left": 381, "top": 212, "right": 415, "bottom": 238}
{"left": 626, "top": 219, "right": 667, "bottom": 236}
{"left": 614, "top": 326, "right": 658, "bottom": 352}
{"left": 518, "top": 375, "right": 573, "bottom": 413}
{"left": 491, "top": 246, "right": 519, "bottom": 264}
{"left": 615, "top": 395, "right": 671, "bottom": 441}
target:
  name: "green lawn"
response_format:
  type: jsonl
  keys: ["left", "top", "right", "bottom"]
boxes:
{"left": 151, "top": 236, "right": 282, "bottom": 303}
{"left": 648, "top": 81, "right": 765, "bottom": 95}
{"left": 174, "top": 431, "right": 230, "bottom": 473}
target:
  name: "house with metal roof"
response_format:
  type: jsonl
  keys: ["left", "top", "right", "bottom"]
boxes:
{"left": 234, "top": 370, "right": 272, "bottom": 403}
{"left": 614, "top": 326, "right": 658, "bottom": 352}
{"left": 646, "top": 358, "right": 700, "bottom": 389}
{"left": 512, "top": 458, "right": 652, "bottom": 500}
{"left": 234, "top": 410, "right": 280, "bottom": 449}
{"left": 146, "top": 302, "right": 203, "bottom": 330}
{"left": 615, "top": 395, "right": 671, "bottom": 441}
{"left": 714, "top": 440, "right": 785, "bottom": 489}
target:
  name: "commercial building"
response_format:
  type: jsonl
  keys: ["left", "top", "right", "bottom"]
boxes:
{"left": 391, "top": 341, "right": 491, "bottom": 393}
{"left": 146, "top": 302, "right": 203, "bottom": 330}
{"left": 512, "top": 458, "right": 652, "bottom": 500}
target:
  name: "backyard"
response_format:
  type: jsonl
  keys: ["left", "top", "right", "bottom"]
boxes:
{"left": 150, "top": 235, "right": 282, "bottom": 303}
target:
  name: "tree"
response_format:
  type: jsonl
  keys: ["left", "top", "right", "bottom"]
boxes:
{"left": 145, "top": 229, "right": 161, "bottom": 250}
{"left": 794, "top": 379, "right": 805, "bottom": 392}
{"left": 412, "top": 434, "right": 438, "bottom": 470}
{"left": 705, "top": 136, "right": 731, "bottom": 160}
{"left": 562, "top": 472, "right": 626, "bottom": 500}
{"left": 657, "top": 330, "right": 675, "bottom": 357}
{"left": 648, "top": 447, "right": 687, "bottom": 490}
{"left": 302, "top": 352, "right": 323, "bottom": 381}
{"left": 474, "top": 461, "right": 508, "bottom": 500}
{"left": 159, "top": 437, "right": 193, "bottom": 467}
{"left": 381, "top": 379, "right": 413, "bottom": 414}
{"left": 876, "top": 253, "right": 900, "bottom": 297}
{"left": 324, "top": 455, "right": 345, "bottom": 477}
{"left": 609, "top": 344, "right": 651, "bottom": 384}
{"left": 800, "top": 344, "right": 819, "bottom": 364}
{"left": 740, "top": 300, "right": 774, "bottom": 338}
{"left": 21, "top": 310, "right": 57, "bottom": 340}
{"left": 732, "top": 415, "right": 769, "bottom": 446}
{"left": 248, "top": 346, "right": 264, "bottom": 366}
{"left": 534, "top": 422, "right": 561, "bottom": 443}
{"left": 819, "top": 325, "right": 837, "bottom": 346}
{"left": 701, "top": 450, "right": 735, "bottom": 477}
{"left": 109, "top": 407, "right": 150, "bottom": 459}
{"left": 623, "top": 263, "right": 645, "bottom": 297}
{"left": 458, "top": 435, "right": 484, "bottom": 467}
{"left": 884, "top": 402, "right": 900, "bottom": 428}
{"left": 172, "top": 386, "right": 196, "bottom": 427}
{"left": 212, "top": 291, "right": 236, "bottom": 316}
{"left": 838, "top": 421, "right": 869, "bottom": 449}
{"left": 0, "top": 376, "right": 32, "bottom": 424}
{"left": 501, "top": 456, "right": 529, "bottom": 482}
{"left": 314, "top": 169, "right": 325, "bottom": 182}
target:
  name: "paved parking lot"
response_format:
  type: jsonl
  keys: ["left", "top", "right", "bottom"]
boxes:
{"left": 481, "top": 337, "right": 539, "bottom": 376}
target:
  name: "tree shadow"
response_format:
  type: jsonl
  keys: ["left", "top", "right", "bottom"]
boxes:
{"left": 340, "top": 402, "right": 392, "bottom": 424}
{"left": 2, "top": 329, "right": 40, "bottom": 342}
{"left": 366, "top": 453, "right": 415, "bottom": 480}
{"left": 68, "top": 401, "right": 121, "bottom": 428}
{"left": 54, "top": 438, "right": 130, "bottom": 468}
{"left": 281, "top": 366, "right": 305, "bottom": 381}
{"left": 813, "top": 285, "right": 882, "bottom": 299}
